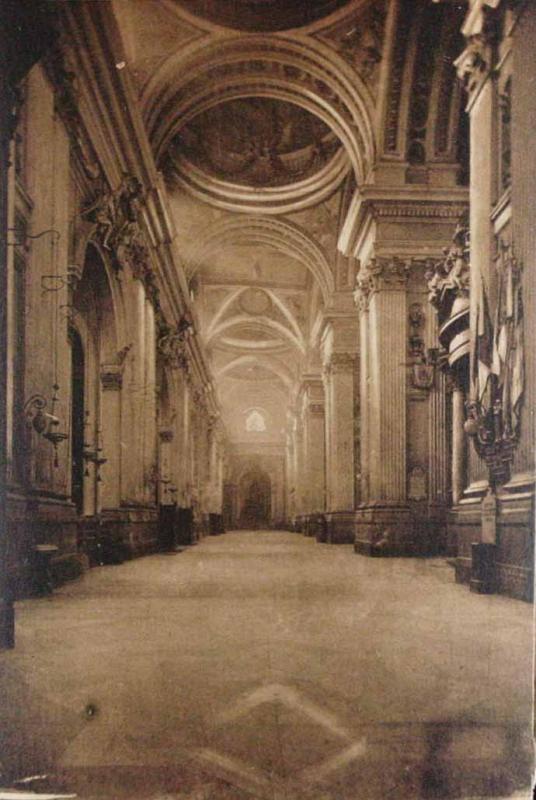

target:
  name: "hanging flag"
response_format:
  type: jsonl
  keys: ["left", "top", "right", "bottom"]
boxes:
{"left": 491, "top": 241, "right": 525, "bottom": 436}
{"left": 472, "top": 274, "right": 494, "bottom": 408}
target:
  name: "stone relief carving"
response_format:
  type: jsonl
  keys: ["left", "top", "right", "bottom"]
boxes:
{"left": 426, "top": 214, "right": 470, "bottom": 313}
{"left": 408, "top": 303, "right": 426, "bottom": 361}
{"left": 408, "top": 466, "right": 427, "bottom": 501}
{"left": 157, "top": 318, "right": 192, "bottom": 372}
{"left": 317, "top": 0, "right": 387, "bottom": 89}
{"left": 454, "top": 5, "right": 499, "bottom": 96}
{"left": 82, "top": 174, "right": 146, "bottom": 270}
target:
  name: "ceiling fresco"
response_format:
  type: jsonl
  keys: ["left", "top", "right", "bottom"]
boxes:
{"left": 170, "top": 98, "right": 340, "bottom": 189}
{"left": 172, "top": 0, "right": 352, "bottom": 32}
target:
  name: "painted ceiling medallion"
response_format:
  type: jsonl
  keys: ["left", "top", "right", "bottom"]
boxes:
{"left": 239, "top": 288, "right": 272, "bottom": 316}
{"left": 173, "top": 98, "right": 338, "bottom": 189}
{"left": 166, "top": 98, "right": 349, "bottom": 214}
{"left": 173, "top": 0, "right": 351, "bottom": 32}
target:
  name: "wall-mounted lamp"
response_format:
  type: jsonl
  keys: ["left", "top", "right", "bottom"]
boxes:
{"left": 24, "top": 388, "right": 68, "bottom": 467}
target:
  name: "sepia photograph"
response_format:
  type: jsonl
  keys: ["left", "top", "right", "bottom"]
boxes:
{"left": 0, "top": 1, "right": 534, "bottom": 798}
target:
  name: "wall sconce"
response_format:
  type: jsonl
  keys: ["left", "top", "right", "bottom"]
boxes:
{"left": 6, "top": 226, "right": 60, "bottom": 249}
{"left": 24, "top": 388, "right": 68, "bottom": 467}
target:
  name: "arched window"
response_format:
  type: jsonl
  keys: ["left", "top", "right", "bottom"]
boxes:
{"left": 245, "top": 409, "right": 266, "bottom": 432}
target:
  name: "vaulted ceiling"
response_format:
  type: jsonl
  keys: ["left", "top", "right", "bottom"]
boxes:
{"left": 111, "top": 0, "right": 466, "bottom": 449}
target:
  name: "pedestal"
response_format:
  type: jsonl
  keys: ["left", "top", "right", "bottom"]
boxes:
{"left": 354, "top": 504, "right": 413, "bottom": 556}
{"left": 325, "top": 511, "right": 355, "bottom": 544}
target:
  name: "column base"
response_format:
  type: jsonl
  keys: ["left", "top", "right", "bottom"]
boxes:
{"left": 354, "top": 504, "right": 415, "bottom": 556}
{"left": 325, "top": 511, "right": 355, "bottom": 544}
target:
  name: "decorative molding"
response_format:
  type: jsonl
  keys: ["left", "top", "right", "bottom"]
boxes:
{"left": 383, "top": 0, "right": 413, "bottom": 153}
{"left": 373, "top": 202, "right": 469, "bottom": 219}
{"left": 406, "top": 3, "right": 444, "bottom": 167}
{"left": 43, "top": 40, "right": 102, "bottom": 181}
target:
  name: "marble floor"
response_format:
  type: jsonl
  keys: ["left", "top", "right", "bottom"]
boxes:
{"left": 0, "top": 531, "right": 533, "bottom": 800}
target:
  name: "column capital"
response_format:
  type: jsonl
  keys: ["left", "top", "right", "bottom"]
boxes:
{"left": 100, "top": 364, "right": 123, "bottom": 390}
{"left": 324, "top": 352, "right": 358, "bottom": 377}
{"left": 357, "top": 256, "right": 411, "bottom": 299}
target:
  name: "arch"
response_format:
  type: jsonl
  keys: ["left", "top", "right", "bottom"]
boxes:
{"left": 189, "top": 215, "right": 335, "bottom": 304}
{"left": 74, "top": 236, "right": 128, "bottom": 360}
{"left": 208, "top": 314, "right": 305, "bottom": 354}
{"left": 216, "top": 354, "right": 294, "bottom": 391}
{"left": 143, "top": 34, "right": 376, "bottom": 185}
{"left": 205, "top": 286, "right": 304, "bottom": 344}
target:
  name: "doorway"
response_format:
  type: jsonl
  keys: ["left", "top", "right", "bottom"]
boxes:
{"left": 238, "top": 469, "right": 271, "bottom": 529}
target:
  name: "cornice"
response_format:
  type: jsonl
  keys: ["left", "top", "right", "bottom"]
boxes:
{"left": 338, "top": 185, "right": 469, "bottom": 257}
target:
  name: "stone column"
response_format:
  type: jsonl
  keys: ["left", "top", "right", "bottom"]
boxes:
{"left": 294, "top": 417, "right": 305, "bottom": 530}
{"left": 305, "top": 402, "right": 326, "bottom": 515}
{"left": 323, "top": 349, "right": 358, "bottom": 544}
{"left": 285, "top": 428, "right": 295, "bottom": 526}
{"left": 158, "top": 429, "right": 174, "bottom": 506}
{"left": 451, "top": 384, "right": 467, "bottom": 506}
{"left": 142, "top": 298, "right": 157, "bottom": 506}
{"left": 355, "top": 258, "right": 412, "bottom": 554}
{"left": 99, "top": 364, "right": 123, "bottom": 510}
{"left": 356, "top": 293, "right": 370, "bottom": 506}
